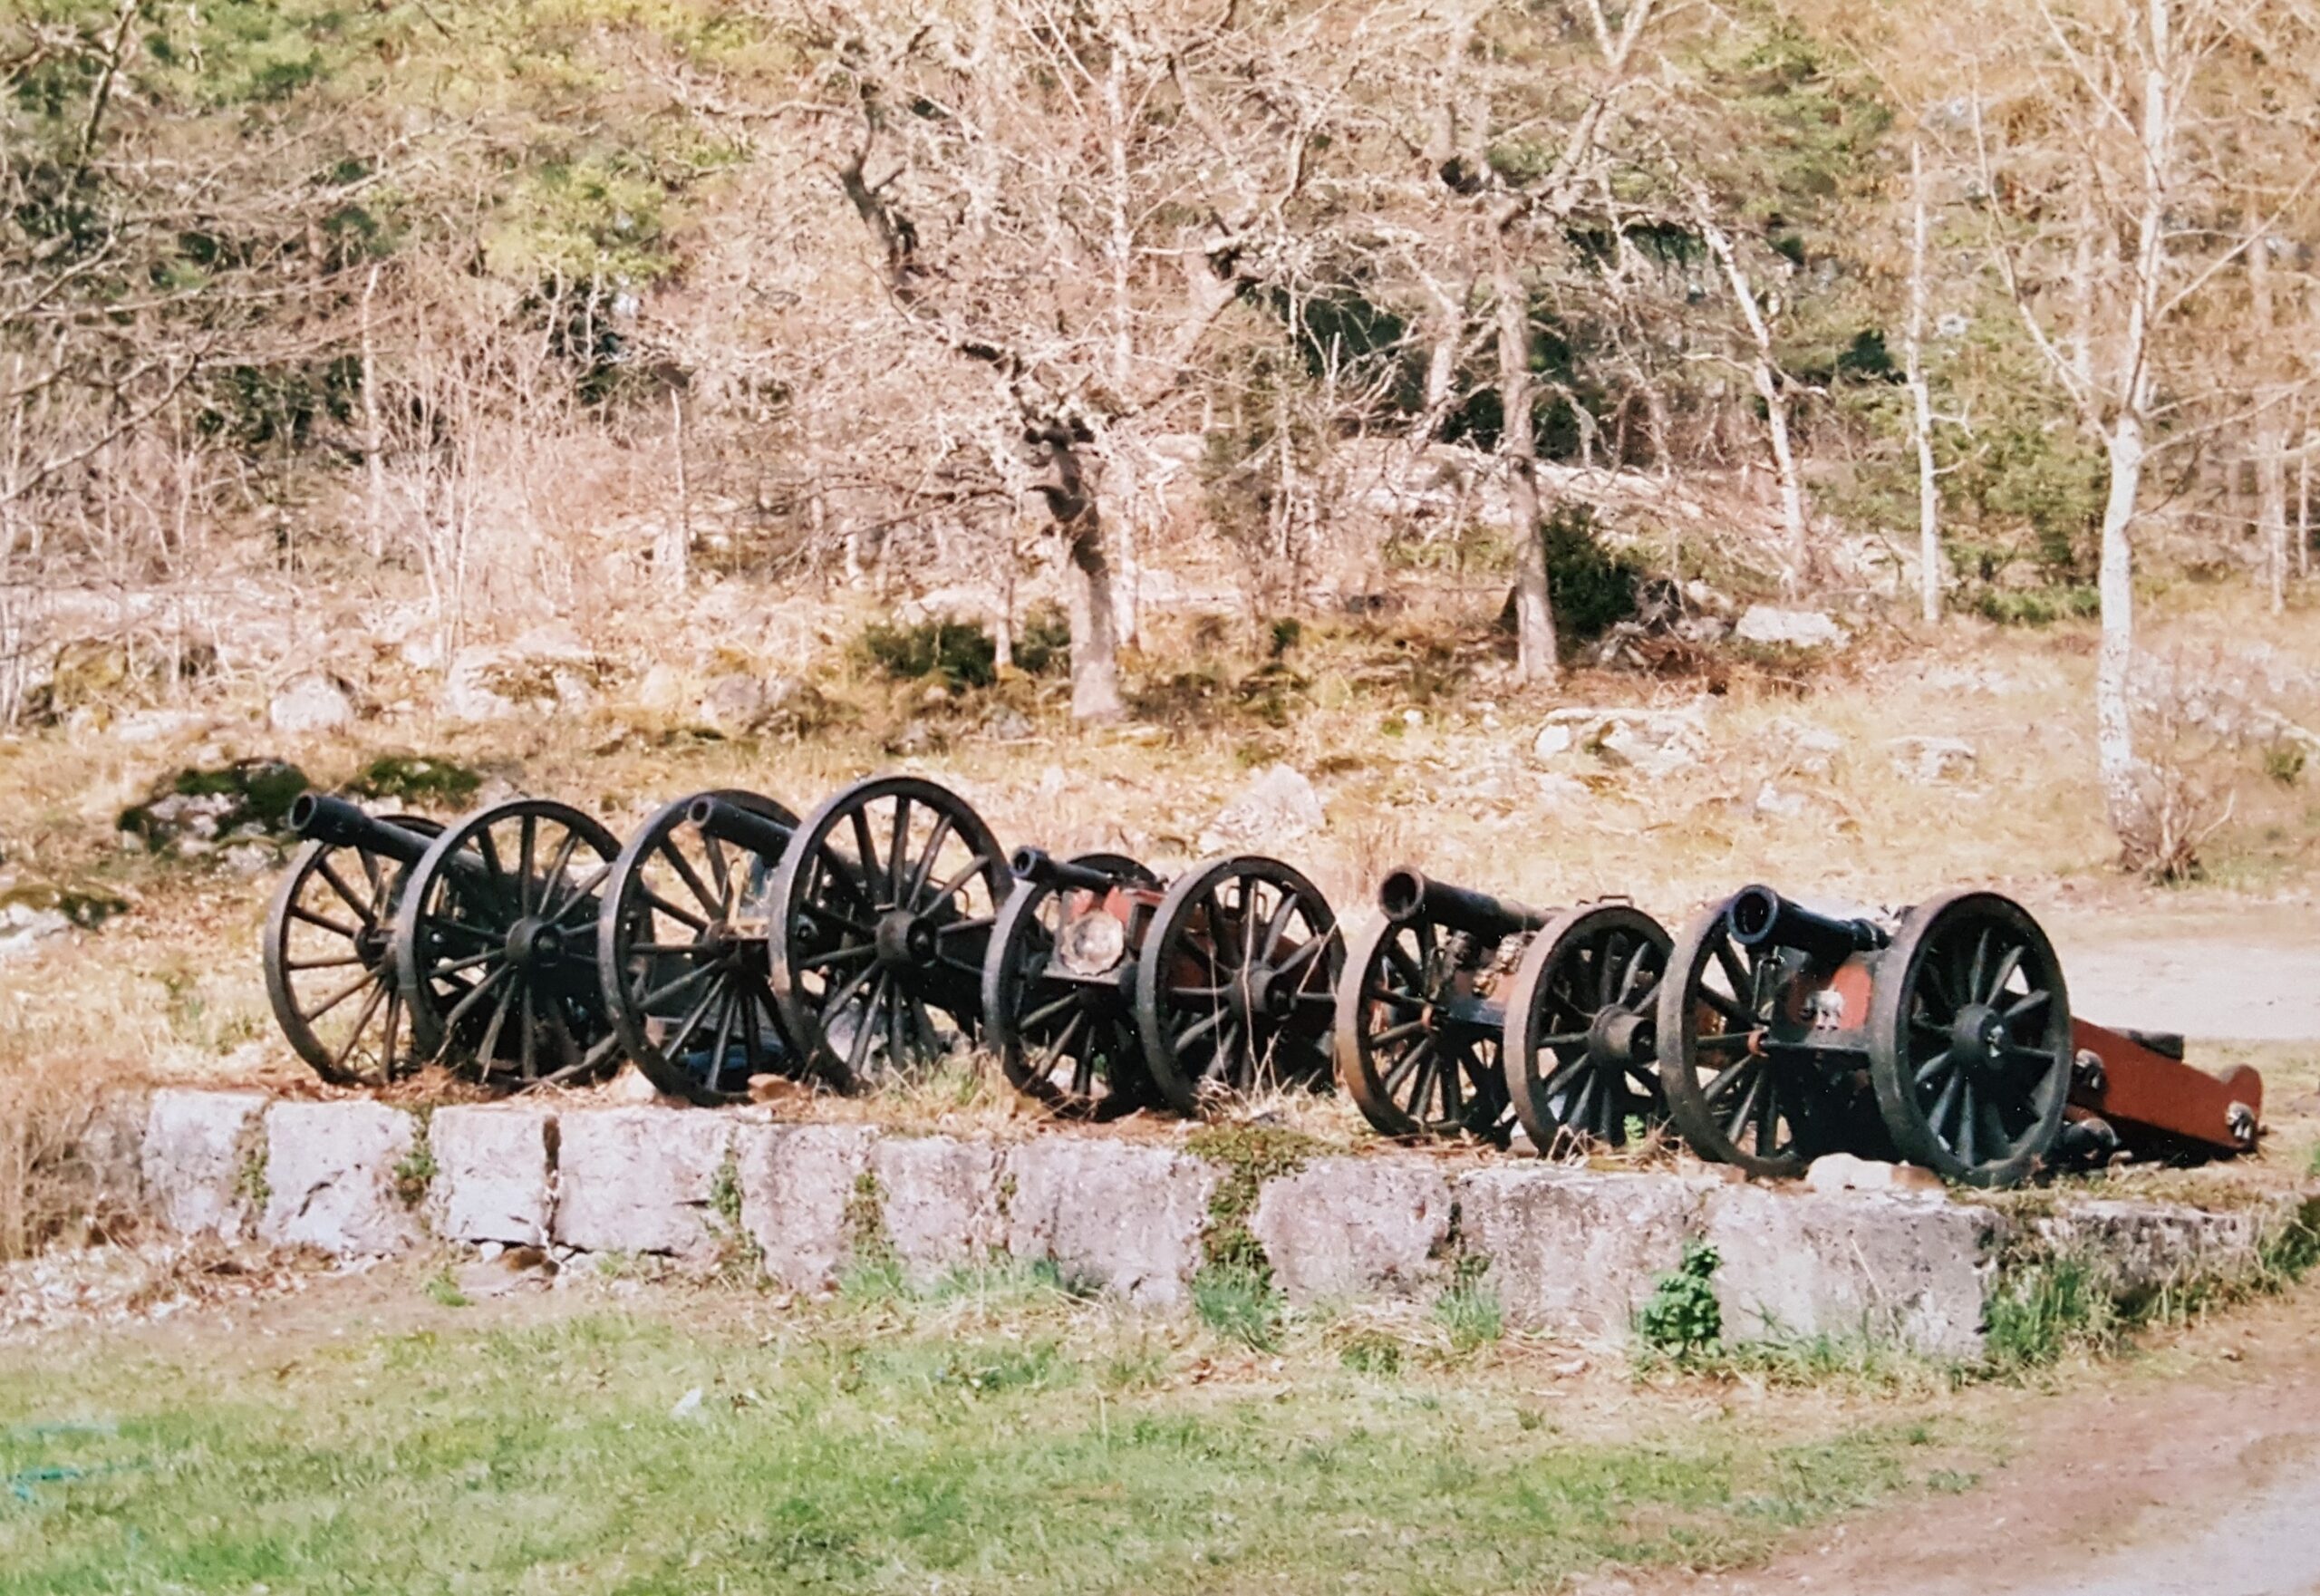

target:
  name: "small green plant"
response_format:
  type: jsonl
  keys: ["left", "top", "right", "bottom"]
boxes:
{"left": 352, "top": 754, "right": 485, "bottom": 808}
{"left": 1338, "top": 1330, "right": 1405, "bottom": 1376}
{"left": 422, "top": 1268, "right": 470, "bottom": 1309}
{"left": 392, "top": 1112, "right": 436, "bottom": 1209}
{"left": 1013, "top": 604, "right": 1071, "bottom": 677}
{"left": 1637, "top": 1241, "right": 1723, "bottom": 1359}
{"left": 235, "top": 1146, "right": 270, "bottom": 1212}
{"left": 705, "top": 1150, "right": 763, "bottom": 1282}
{"left": 1983, "top": 1252, "right": 2121, "bottom": 1370}
{"left": 1191, "top": 1262, "right": 1282, "bottom": 1351}
{"left": 1432, "top": 1268, "right": 1504, "bottom": 1354}
{"left": 856, "top": 616, "right": 998, "bottom": 692}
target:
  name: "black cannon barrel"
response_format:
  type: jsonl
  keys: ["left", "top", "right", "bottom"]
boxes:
{"left": 1010, "top": 846, "right": 1129, "bottom": 896}
{"left": 1725, "top": 884, "right": 1888, "bottom": 964}
{"left": 683, "top": 796, "right": 798, "bottom": 862}
{"left": 288, "top": 792, "right": 433, "bottom": 868}
{"left": 1378, "top": 867, "right": 1551, "bottom": 940}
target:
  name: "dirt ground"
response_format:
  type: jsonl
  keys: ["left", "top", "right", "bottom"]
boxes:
{"left": 2045, "top": 904, "right": 2320, "bottom": 1043}
{"left": 1650, "top": 1287, "right": 2320, "bottom": 1596}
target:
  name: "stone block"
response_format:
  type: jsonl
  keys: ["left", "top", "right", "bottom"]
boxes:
{"left": 142, "top": 1089, "right": 267, "bottom": 1238}
{"left": 258, "top": 1100, "right": 422, "bottom": 1256}
{"left": 430, "top": 1105, "right": 556, "bottom": 1246}
{"left": 1250, "top": 1156, "right": 1452, "bottom": 1302}
{"left": 1707, "top": 1185, "right": 2003, "bottom": 1359}
{"left": 2034, "top": 1198, "right": 2266, "bottom": 1299}
{"left": 870, "top": 1135, "right": 1005, "bottom": 1285}
{"left": 1456, "top": 1167, "right": 1706, "bottom": 1340}
{"left": 552, "top": 1108, "right": 732, "bottom": 1264}
{"left": 738, "top": 1124, "right": 880, "bottom": 1291}
{"left": 1003, "top": 1139, "right": 1218, "bottom": 1310}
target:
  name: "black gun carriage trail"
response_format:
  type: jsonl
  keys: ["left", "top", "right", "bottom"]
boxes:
{"left": 981, "top": 848, "right": 1345, "bottom": 1119}
{"left": 1334, "top": 868, "right": 1675, "bottom": 1152}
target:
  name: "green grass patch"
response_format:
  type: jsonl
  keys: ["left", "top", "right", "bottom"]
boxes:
{"left": 0, "top": 1306, "right": 1985, "bottom": 1594}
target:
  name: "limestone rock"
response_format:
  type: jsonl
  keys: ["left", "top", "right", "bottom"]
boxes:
{"left": 738, "top": 1124, "right": 880, "bottom": 1291}
{"left": 1804, "top": 1153, "right": 1946, "bottom": 1195}
{"left": 1249, "top": 1156, "right": 1453, "bottom": 1302}
{"left": 2032, "top": 1198, "right": 2267, "bottom": 1299}
{"left": 1759, "top": 715, "right": 1845, "bottom": 779}
{"left": 267, "top": 673, "right": 356, "bottom": 735}
{"left": 697, "top": 673, "right": 769, "bottom": 734}
{"left": 1706, "top": 1185, "right": 2002, "bottom": 1359}
{"left": 552, "top": 1108, "right": 733, "bottom": 1264}
{"left": 869, "top": 1135, "right": 1005, "bottom": 1286}
{"left": 142, "top": 1089, "right": 267, "bottom": 1238}
{"left": 1532, "top": 706, "right": 1706, "bottom": 780}
{"left": 1199, "top": 764, "right": 1326, "bottom": 853}
{"left": 1734, "top": 605, "right": 1847, "bottom": 649}
{"left": 258, "top": 1100, "right": 422, "bottom": 1256}
{"left": 1455, "top": 1167, "right": 1707, "bottom": 1340}
{"left": 1888, "top": 736, "right": 1977, "bottom": 785}
{"left": 1002, "top": 1139, "right": 1216, "bottom": 1310}
{"left": 430, "top": 1105, "right": 556, "bottom": 1246}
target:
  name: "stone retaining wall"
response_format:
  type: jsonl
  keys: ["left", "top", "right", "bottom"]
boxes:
{"left": 121, "top": 1089, "right": 2314, "bottom": 1359}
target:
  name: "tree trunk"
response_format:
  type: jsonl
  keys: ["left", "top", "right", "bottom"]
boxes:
{"left": 1495, "top": 228, "right": 1557, "bottom": 683}
{"left": 2250, "top": 234, "right": 2286, "bottom": 614}
{"left": 662, "top": 386, "right": 690, "bottom": 598}
{"left": 1066, "top": 513, "right": 1124, "bottom": 721}
{"left": 361, "top": 263, "right": 387, "bottom": 562}
{"left": 1905, "top": 141, "right": 1941, "bottom": 624}
{"left": 2096, "top": 412, "right": 2143, "bottom": 828}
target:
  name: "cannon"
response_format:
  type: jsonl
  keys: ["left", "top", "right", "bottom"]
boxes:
{"left": 1656, "top": 884, "right": 2264, "bottom": 1187}
{"left": 593, "top": 789, "right": 804, "bottom": 1105}
{"left": 262, "top": 794, "right": 443, "bottom": 1087}
{"left": 266, "top": 791, "right": 631, "bottom": 1089}
{"left": 981, "top": 849, "right": 1343, "bottom": 1117}
{"left": 1334, "top": 868, "right": 1672, "bottom": 1148}
{"left": 761, "top": 774, "right": 1015, "bottom": 1088}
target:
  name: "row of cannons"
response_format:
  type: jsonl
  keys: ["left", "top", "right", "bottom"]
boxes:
{"left": 264, "top": 775, "right": 2264, "bottom": 1191}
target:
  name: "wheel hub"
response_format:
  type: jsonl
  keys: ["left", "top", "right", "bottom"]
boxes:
{"left": 1590, "top": 1007, "right": 1654, "bottom": 1066}
{"left": 504, "top": 917, "right": 563, "bottom": 970}
{"left": 1952, "top": 1002, "right": 2010, "bottom": 1077}
{"left": 875, "top": 910, "right": 939, "bottom": 969}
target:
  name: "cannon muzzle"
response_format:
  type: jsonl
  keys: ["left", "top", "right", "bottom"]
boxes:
{"left": 288, "top": 792, "right": 432, "bottom": 867}
{"left": 1726, "top": 884, "right": 1888, "bottom": 964}
{"left": 1010, "top": 846, "right": 1132, "bottom": 896}
{"left": 683, "top": 795, "right": 797, "bottom": 862}
{"left": 1378, "top": 867, "right": 1550, "bottom": 940}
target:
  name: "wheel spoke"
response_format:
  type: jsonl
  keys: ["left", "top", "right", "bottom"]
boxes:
{"left": 313, "top": 859, "right": 377, "bottom": 926}
{"left": 904, "top": 811, "right": 957, "bottom": 908}
{"left": 1983, "top": 942, "right": 2025, "bottom": 1005}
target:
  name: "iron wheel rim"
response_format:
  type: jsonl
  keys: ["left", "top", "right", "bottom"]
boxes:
{"left": 1503, "top": 904, "right": 1671, "bottom": 1153}
{"left": 763, "top": 774, "right": 1011, "bottom": 1091}
{"left": 1135, "top": 855, "right": 1341, "bottom": 1116}
{"left": 1869, "top": 889, "right": 2071, "bottom": 1188}
{"left": 982, "top": 852, "right": 1159, "bottom": 1118}
{"left": 262, "top": 814, "right": 442, "bottom": 1087}
{"left": 1656, "top": 898, "right": 1835, "bottom": 1178}
{"left": 597, "top": 788, "right": 800, "bottom": 1106}
{"left": 392, "top": 798, "right": 624, "bottom": 1090}
{"left": 1336, "top": 914, "right": 1516, "bottom": 1144}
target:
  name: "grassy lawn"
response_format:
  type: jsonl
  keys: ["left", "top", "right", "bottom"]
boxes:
{"left": 0, "top": 1267, "right": 1986, "bottom": 1595}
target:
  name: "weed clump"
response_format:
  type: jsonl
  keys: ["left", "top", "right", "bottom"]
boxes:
{"left": 1183, "top": 1122, "right": 1326, "bottom": 1349}
{"left": 351, "top": 754, "right": 484, "bottom": 809}
{"left": 856, "top": 617, "right": 998, "bottom": 692}
{"left": 1637, "top": 1240, "right": 1723, "bottom": 1359}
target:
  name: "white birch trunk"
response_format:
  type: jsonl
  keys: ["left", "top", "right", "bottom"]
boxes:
{"left": 1905, "top": 142, "right": 1941, "bottom": 624}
